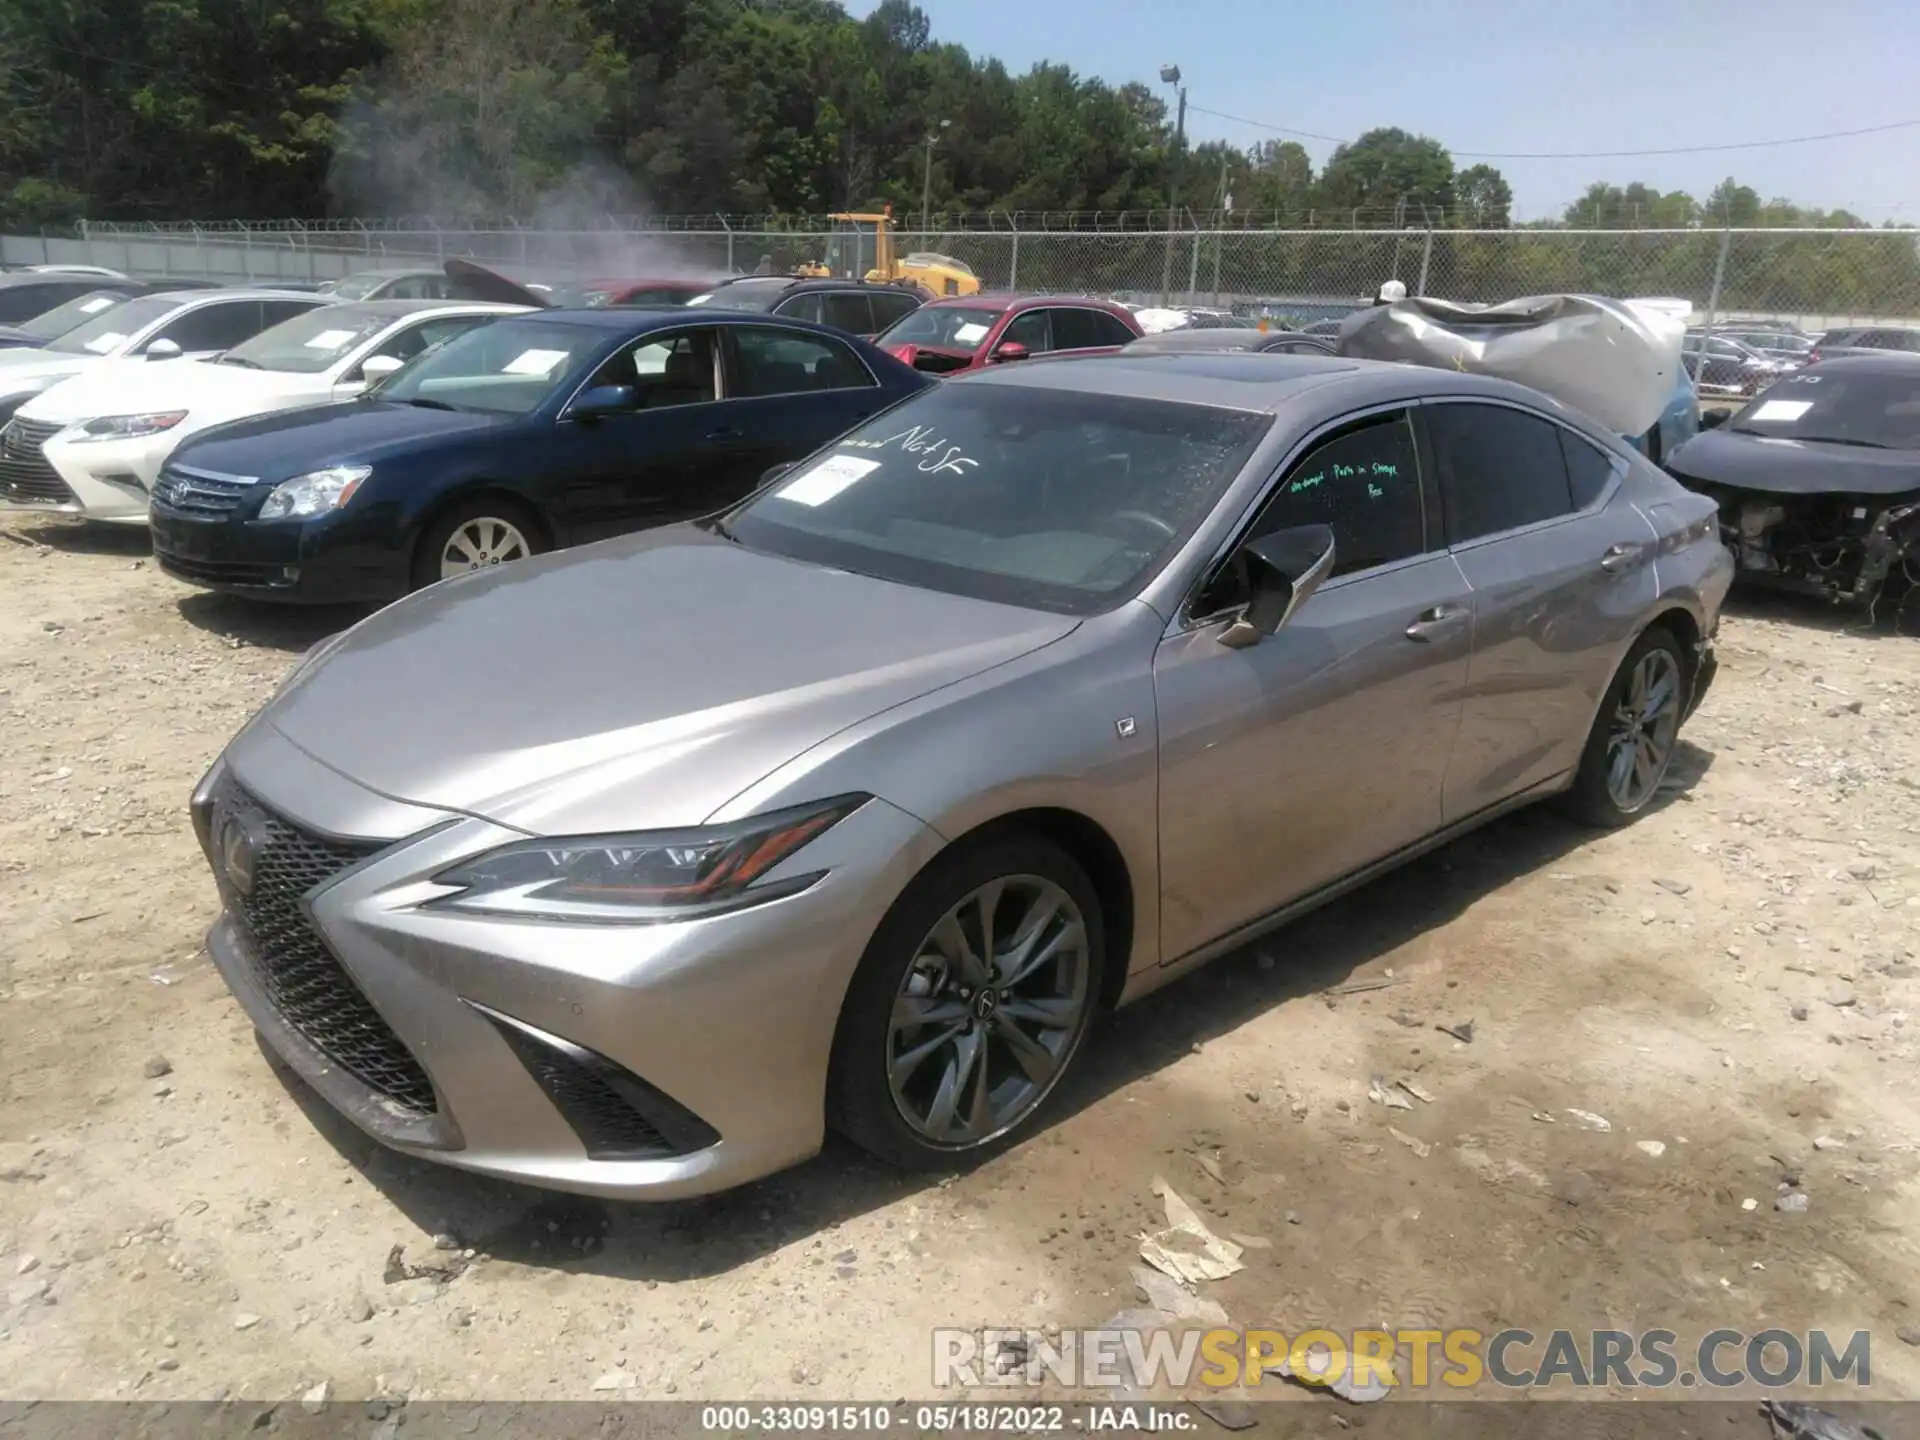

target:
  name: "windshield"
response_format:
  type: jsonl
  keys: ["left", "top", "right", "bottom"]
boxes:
{"left": 47, "top": 294, "right": 178, "bottom": 355}
{"left": 14, "top": 290, "right": 130, "bottom": 341}
{"left": 878, "top": 306, "right": 1006, "bottom": 351}
{"left": 1729, "top": 368, "right": 1920, "bottom": 448}
{"left": 328, "top": 274, "right": 400, "bottom": 301}
{"left": 219, "top": 304, "right": 393, "bottom": 373}
{"left": 726, "top": 383, "right": 1272, "bottom": 615}
{"left": 373, "top": 317, "right": 600, "bottom": 415}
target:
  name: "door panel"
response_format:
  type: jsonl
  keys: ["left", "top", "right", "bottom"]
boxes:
{"left": 1421, "top": 402, "right": 1662, "bottom": 817}
{"left": 1153, "top": 557, "right": 1475, "bottom": 961}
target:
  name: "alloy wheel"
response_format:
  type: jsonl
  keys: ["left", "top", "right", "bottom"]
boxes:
{"left": 1605, "top": 647, "right": 1682, "bottom": 812}
{"left": 439, "top": 517, "right": 531, "bottom": 579}
{"left": 886, "top": 874, "right": 1091, "bottom": 1148}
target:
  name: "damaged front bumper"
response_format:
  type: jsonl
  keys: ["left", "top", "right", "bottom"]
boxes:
{"left": 1686, "top": 483, "right": 1920, "bottom": 607}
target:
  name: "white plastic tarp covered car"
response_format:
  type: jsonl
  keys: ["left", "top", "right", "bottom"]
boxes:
{"left": 1335, "top": 293, "right": 1687, "bottom": 438}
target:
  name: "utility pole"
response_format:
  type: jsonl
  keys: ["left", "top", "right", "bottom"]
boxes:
{"left": 1159, "top": 64, "right": 1186, "bottom": 305}
{"left": 920, "top": 119, "right": 951, "bottom": 236}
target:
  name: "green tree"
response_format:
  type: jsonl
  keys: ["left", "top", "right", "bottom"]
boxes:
{"left": 1314, "top": 127, "right": 1455, "bottom": 223}
{"left": 1454, "top": 163, "right": 1512, "bottom": 228}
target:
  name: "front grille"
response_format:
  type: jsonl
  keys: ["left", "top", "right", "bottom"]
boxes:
{"left": 151, "top": 464, "right": 255, "bottom": 517}
{"left": 0, "top": 418, "right": 73, "bottom": 505}
{"left": 213, "top": 782, "right": 438, "bottom": 1115}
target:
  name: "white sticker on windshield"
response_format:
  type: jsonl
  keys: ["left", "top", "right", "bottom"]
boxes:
{"left": 1750, "top": 399, "right": 1813, "bottom": 422}
{"left": 83, "top": 332, "right": 126, "bottom": 354}
{"left": 777, "top": 454, "right": 881, "bottom": 507}
{"left": 80, "top": 297, "right": 116, "bottom": 314}
{"left": 953, "top": 322, "right": 990, "bottom": 344}
{"left": 502, "top": 348, "right": 570, "bottom": 376}
{"left": 303, "top": 328, "right": 359, "bottom": 350}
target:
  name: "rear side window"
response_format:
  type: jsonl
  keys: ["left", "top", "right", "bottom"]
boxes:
{"left": 1243, "top": 410, "right": 1426, "bottom": 579}
{"left": 730, "top": 327, "right": 872, "bottom": 397}
{"left": 1053, "top": 308, "right": 1129, "bottom": 350}
{"left": 1424, "top": 403, "right": 1575, "bottom": 543}
{"left": 1559, "top": 431, "right": 1617, "bottom": 509}
{"left": 869, "top": 291, "right": 920, "bottom": 329}
{"left": 821, "top": 292, "right": 876, "bottom": 335}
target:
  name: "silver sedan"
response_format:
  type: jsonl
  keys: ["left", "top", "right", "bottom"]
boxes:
{"left": 191, "top": 352, "right": 1733, "bottom": 1199}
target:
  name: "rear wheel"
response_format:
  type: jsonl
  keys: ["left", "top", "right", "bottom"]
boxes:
{"left": 828, "top": 833, "right": 1106, "bottom": 1170}
{"left": 411, "top": 498, "right": 544, "bottom": 591}
{"left": 1559, "top": 626, "right": 1690, "bottom": 827}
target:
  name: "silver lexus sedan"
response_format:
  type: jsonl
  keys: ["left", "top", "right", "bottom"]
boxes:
{"left": 191, "top": 352, "right": 1733, "bottom": 1200}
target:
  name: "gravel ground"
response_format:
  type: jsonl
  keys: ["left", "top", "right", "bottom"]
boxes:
{"left": 3, "top": 515, "right": 1919, "bottom": 1412}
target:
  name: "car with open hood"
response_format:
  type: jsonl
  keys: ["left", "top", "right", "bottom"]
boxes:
{"left": 1666, "top": 353, "right": 1920, "bottom": 633}
{"left": 149, "top": 307, "right": 927, "bottom": 602}
{"left": 189, "top": 348, "right": 1729, "bottom": 1201}
{"left": 7, "top": 300, "right": 525, "bottom": 524}
{"left": 875, "top": 295, "right": 1142, "bottom": 376}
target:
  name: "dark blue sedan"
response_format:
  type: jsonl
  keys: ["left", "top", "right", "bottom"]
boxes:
{"left": 150, "top": 309, "right": 929, "bottom": 603}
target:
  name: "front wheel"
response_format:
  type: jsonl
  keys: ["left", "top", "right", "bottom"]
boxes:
{"left": 827, "top": 834, "right": 1106, "bottom": 1169}
{"left": 411, "top": 498, "right": 544, "bottom": 591}
{"left": 1559, "top": 626, "right": 1690, "bottom": 827}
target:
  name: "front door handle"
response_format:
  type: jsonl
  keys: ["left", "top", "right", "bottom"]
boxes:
{"left": 1404, "top": 603, "right": 1468, "bottom": 642}
{"left": 704, "top": 425, "right": 739, "bottom": 441}
{"left": 1600, "top": 542, "right": 1638, "bottom": 572}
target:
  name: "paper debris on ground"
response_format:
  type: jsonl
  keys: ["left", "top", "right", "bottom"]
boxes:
{"left": 1565, "top": 1109, "right": 1613, "bottom": 1132}
{"left": 1397, "top": 1079, "right": 1436, "bottom": 1104}
{"left": 1132, "top": 1265, "right": 1232, "bottom": 1326}
{"left": 1367, "top": 1075, "right": 1413, "bottom": 1111}
{"left": 1139, "top": 1177, "right": 1245, "bottom": 1283}
{"left": 1268, "top": 1346, "right": 1394, "bottom": 1403}
{"left": 1636, "top": 1140, "right": 1667, "bottom": 1157}
{"left": 1388, "top": 1127, "right": 1432, "bottom": 1158}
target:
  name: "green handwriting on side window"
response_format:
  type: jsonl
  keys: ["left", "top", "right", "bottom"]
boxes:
{"left": 1289, "top": 458, "right": 1401, "bottom": 498}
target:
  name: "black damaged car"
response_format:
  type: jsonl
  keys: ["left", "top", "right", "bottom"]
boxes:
{"left": 1666, "top": 354, "right": 1920, "bottom": 633}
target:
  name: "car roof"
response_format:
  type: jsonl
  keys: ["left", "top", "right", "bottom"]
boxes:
{"left": 337, "top": 267, "right": 441, "bottom": 280}
{"left": 964, "top": 350, "right": 1573, "bottom": 416}
{"left": 920, "top": 294, "right": 1123, "bottom": 313}
{"left": 1796, "top": 352, "right": 1920, "bottom": 373}
{"left": 0, "top": 272, "right": 109, "bottom": 289}
{"left": 334, "top": 299, "right": 526, "bottom": 318}
{"left": 142, "top": 287, "right": 330, "bottom": 303}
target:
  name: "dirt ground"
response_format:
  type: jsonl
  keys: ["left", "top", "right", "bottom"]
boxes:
{"left": 3, "top": 513, "right": 1919, "bottom": 1418}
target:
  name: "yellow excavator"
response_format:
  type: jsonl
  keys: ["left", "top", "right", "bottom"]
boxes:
{"left": 793, "top": 206, "right": 981, "bottom": 297}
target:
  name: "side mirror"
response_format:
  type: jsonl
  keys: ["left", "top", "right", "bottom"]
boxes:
{"left": 1700, "top": 409, "right": 1730, "bottom": 430}
{"left": 991, "top": 340, "right": 1030, "bottom": 364}
{"left": 145, "top": 338, "right": 182, "bottom": 361}
{"left": 761, "top": 461, "right": 796, "bottom": 486}
{"left": 1217, "top": 524, "right": 1336, "bottom": 649}
{"left": 360, "top": 354, "right": 404, "bottom": 382}
{"left": 570, "top": 384, "right": 638, "bottom": 420}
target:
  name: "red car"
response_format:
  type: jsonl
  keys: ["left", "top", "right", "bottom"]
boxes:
{"left": 574, "top": 278, "right": 718, "bottom": 308}
{"left": 875, "top": 295, "right": 1142, "bottom": 376}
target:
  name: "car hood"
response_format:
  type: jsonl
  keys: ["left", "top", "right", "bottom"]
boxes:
{"left": 20, "top": 359, "right": 327, "bottom": 425}
{"left": 171, "top": 400, "right": 507, "bottom": 481}
{"left": 260, "top": 526, "right": 1078, "bottom": 833}
{"left": 0, "top": 349, "right": 106, "bottom": 390}
{"left": 1668, "top": 427, "right": 1920, "bottom": 497}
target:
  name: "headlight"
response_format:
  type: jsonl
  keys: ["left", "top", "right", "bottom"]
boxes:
{"left": 60, "top": 411, "right": 187, "bottom": 443}
{"left": 257, "top": 465, "right": 371, "bottom": 521}
{"left": 426, "top": 794, "right": 870, "bottom": 923}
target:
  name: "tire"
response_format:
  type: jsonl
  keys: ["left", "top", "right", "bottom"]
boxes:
{"left": 410, "top": 496, "right": 545, "bottom": 591}
{"left": 827, "top": 832, "right": 1107, "bottom": 1170}
{"left": 1558, "top": 626, "right": 1691, "bottom": 828}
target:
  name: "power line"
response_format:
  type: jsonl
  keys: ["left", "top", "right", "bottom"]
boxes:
{"left": 1185, "top": 105, "right": 1920, "bottom": 160}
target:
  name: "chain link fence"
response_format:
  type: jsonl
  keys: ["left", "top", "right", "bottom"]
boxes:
{"left": 6, "top": 221, "right": 1918, "bottom": 328}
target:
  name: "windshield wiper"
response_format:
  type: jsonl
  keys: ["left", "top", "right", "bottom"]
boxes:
{"left": 1795, "top": 435, "right": 1893, "bottom": 449}
{"left": 700, "top": 513, "right": 740, "bottom": 542}
{"left": 396, "top": 396, "right": 459, "bottom": 411}
{"left": 217, "top": 355, "right": 263, "bottom": 369}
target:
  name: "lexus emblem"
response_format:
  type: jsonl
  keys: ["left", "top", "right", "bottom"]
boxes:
{"left": 218, "top": 813, "right": 257, "bottom": 896}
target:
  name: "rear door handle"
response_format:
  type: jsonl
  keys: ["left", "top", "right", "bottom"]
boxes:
{"left": 1600, "top": 542, "right": 1638, "bottom": 572}
{"left": 1404, "top": 603, "right": 1468, "bottom": 642}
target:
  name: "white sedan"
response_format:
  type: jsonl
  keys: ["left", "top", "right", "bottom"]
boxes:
{"left": 1, "top": 300, "right": 525, "bottom": 523}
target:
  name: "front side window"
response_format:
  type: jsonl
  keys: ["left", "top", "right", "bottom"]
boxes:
{"left": 1000, "top": 309, "right": 1051, "bottom": 351}
{"left": 726, "top": 382, "right": 1271, "bottom": 615}
{"left": 1424, "top": 402, "right": 1576, "bottom": 543}
{"left": 1242, "top": 410, "right": 1426, "bottom": 580}
{"left": 593, "top": 330, "right": 717, "bottom": 408}
{"left": 148, "top": 301, "right": 276, "bottom": 354}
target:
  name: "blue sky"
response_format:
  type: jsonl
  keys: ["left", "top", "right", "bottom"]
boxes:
{"left": 847, "top": 0, "right": 1920, "bottom": 223}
